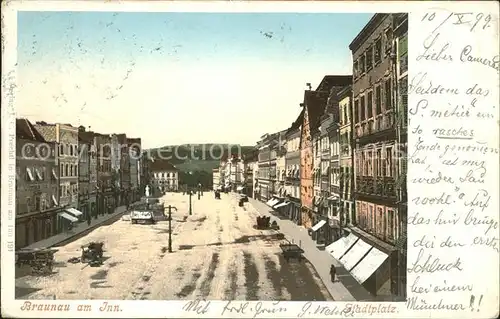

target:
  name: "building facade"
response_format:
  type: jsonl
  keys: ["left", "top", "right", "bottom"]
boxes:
{"left": 284, "top": 110, "right": 303, "bottom": 224}
{"left": 15, "top": 119, "right": 60, "bottom": 249}
{"left": 150, "top": 160, "right": 179, "bottom": 193}
{"left": 349, "top": 13, "right": 404, "bottom": 298}
{"left": 78, "top": 128, "right": 93, "bottom": 222}
{"left": 242, "top": 148, "right": 258, "bottom": 197}
{"left": 212, "top": 168, "right": 220, "bottom": 190}
{"left": 393, "top": 12, "right": 408, "bottom": 300}
{"left": 95, "top": 134, "right": 113, "bottom": 214}
{"left": 257, "top": 133, "right": 279, "bottom": 201}
{"left": 128, "top": 138, "right": 141, "bottom": 202}
{"left": 111, "top": 134, "right": 122, "bottom": 206}
{"left": 338, "top": 85, "right": 356, "bottom": 236}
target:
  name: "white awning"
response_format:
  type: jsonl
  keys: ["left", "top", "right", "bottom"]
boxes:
{"left": 326, "top": 233, "right": 359, "bottom": 260}
{"left": 237, "top": 186, "right": 244, "bottom": 191}
{"left": 311, "top": 220, "right": 327, "bottom": 232}
{"left": 274, "top": 201, "right": 290, "bottom": 209}
{"left": 52, "top": 168, "right": 57, "bottom": 179}
{"left": 26, "top": 168, "right": 35, "bottom": 181}
{"left": 52, "top": 195, "right": 58, "bottom": 206}
{"left": 268, "top": 198, "right": 280, "bottom": 207}
{"left": 265, "top": 198, "right": 274, "bottom": 206}
{"left": 339, "top": 238, "right": 372, "bottom": 271}
{"left": 328, "top": 194, "right": 340, "bottom": 201}
{"left": 58, "top": 212, "right": 78, "bottom": 223}
{"left": 35, "top": 169, "right": 43, "bottom": 180}
{"left": 351, "top": 246, "right": 389, "bottom": 284}
{"left": 66, "top": 208, "right": 83, "bottom": 217}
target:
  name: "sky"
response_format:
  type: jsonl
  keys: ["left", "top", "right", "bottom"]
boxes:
{"left": 17, "top": 11, "right": 373, "bottom": 149}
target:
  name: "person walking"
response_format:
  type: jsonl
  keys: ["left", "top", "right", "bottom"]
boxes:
{"left": 330, "top": 264, "right": 336, "bottom": 283}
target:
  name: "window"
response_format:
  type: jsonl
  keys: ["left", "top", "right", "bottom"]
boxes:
{"left": 386, "top": 147, "right": 393, "bottom": 177}
{"left": 359, "top": 54, "right": 365, "bottom": 73}
{"left": 343, "top": 105, "right": 348, "bottom": 124}
{"left": 26, "top": 197, "right": 32, "bottom": 213}
{"left": 368, "top": 205, "right": 374, "bottom": 231}
{"left": 69, "top": 145, "right": 73, "bottom": 156}
{"left": 366, "top": 46, "right": 373, "bottom": 70}
{"left": 378, "top": 207, "right": 384, "bottom": 237}
{"left": 374, "top": 38, "right": 382, "bottom": 63}
{"left": 360, "top": 96, "right": 365, "bottom": 121}
{"left": 398, "top": 33, "right": 408, "bottom": 75}
{"left": 399, "top": 77, "right": 408, "bottom": 121}
{"left": 351, "top": 100, "right": 355, "bottom": 124}
{"left": 376, "top": 149, "right": 382, "bottom": 177}
{"left": 384, "top": 28, "right": 393, "bottom": 53}
{"left": 35, "top": 196, "right": 41, "bottom": 211}
{"left": 385, "top": 79, "right": 392, "bottom": 110}
{"left": 353, "top": 60, "right": 359, "bottom": 78}
{"left": 367, "top": 151, "right": 373, "bottom": 176}
{"left": 367, "top": 91, "right": 373, "bottom": 119}
{"left": 387, "top": 209, "right": 394, "bottom": 238}
{"left": 375, "top": 86, "right": 382, "bottom": 115}
{"left": 65, "top": 164, "right": 69, "bottom": 177}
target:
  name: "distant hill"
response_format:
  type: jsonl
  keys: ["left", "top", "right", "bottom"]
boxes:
{"left": 145, "top": 144, "right": 255, "bottom": 173}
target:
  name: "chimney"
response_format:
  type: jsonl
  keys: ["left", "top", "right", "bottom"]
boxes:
{"left": 306, "top": 83, "right": 312, "bottom": 91}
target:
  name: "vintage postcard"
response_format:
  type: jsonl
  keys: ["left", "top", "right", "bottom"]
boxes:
{"left": 1, "top": 0, "right": 499, "bottom": 318}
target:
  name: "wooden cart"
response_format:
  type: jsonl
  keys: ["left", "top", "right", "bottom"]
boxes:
{"left": 279, "top": 243, "right": 304, "bottom": 262}
{"left": 16, "top": 248, "right": 58, "bottom": 275}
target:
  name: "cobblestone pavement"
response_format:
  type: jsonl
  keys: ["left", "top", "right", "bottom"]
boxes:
{"left": 15, "top": 192, "right": 333, "bottom": 301}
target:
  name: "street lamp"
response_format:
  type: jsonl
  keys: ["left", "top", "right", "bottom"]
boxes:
{"left": 188, "top": 190, "right": 193, "bottom": 215}
{"left": 164, "top": 205, "right": 177, "bottom": 253}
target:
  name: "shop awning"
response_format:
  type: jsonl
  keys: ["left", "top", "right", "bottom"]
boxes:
{"left": 237, "top": 186, "right": 244, "bottom": 191}
{"left": 311, "top": 220, "right": 327, "bottom": 232}
{"left": 269, "top": 198, "right": 280, "bottom": 207}
{"left": 66, "top": 208, "right": 83, "bottom": 218}
{"left": 52, "top": 168, "right": 57, "bottom": 179}
{"left": 52, "top": 195, "right": 58, "bottom": 206}
{"left": 58, "top": 212, "right": 78, "bottom": 223}
{"left": 339, "top": 238, "right": 372, "bottom": 271}
{"left": 328, "top": 194, "right": 340, "bottom": 201}
{"left": 350, "top": 246, "right": 389, "bottom": 283}
{"left": 326, "top": 233, "right": 359, "bottom": 260}
{"left": 26, "top": 168, "right": 35, "bottom": 181}
{"left": 274, "top": 201, "right": 290, "bottom": 209}
{"left": 265, "top": 198, "right": 275, "bottom": 206}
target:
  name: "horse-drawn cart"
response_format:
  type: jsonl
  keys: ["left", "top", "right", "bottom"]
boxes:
{"left": 279, "top": 243, "right": 304, "bottom": 262}
{"left": 81, "top": 242, "right": 104, "bottom": 266}
{"left": 16, "top": 248, "right": 58, "bottom": 275}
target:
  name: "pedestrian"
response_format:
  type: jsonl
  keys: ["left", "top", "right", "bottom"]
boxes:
{"left": 330, "top": 264, "right": 336, "bottom": 283}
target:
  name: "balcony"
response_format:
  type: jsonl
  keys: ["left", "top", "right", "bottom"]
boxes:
{"left": 355, "top": 111, "right": 396, "bottom": 140}
{"left": 356, "top": 176, "right": 397, "bottom": 198}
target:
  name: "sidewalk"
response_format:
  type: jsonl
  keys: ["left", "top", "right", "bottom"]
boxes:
{"left": 249, "top": 198, "right": 375, "bottom": 302}
{"left": 24, "top": 205, "right": 129, "bottom": 250}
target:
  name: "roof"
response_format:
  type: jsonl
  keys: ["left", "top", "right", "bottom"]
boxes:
{"left": 286, "top": 108, "right": 304, "bottom": 136}
{"left": 303, "top": 90, "right": 329, "bottom": 133}
{"left": 349, "top": 13, "right": 388, "bottom": 52}
{"left": 316, "top": 75, "right": 353, "bottom": 92}
{"left": 17, "top": 119, "right": 46, "bottom": 142}
{"left": 33, "top": 123, "right": 57, "bottom": 142}
{"left": 150, "top": 159, "right": 179, "bottom": 172}
{"left": 78, "top": 131, "right": 94, "bottom": 144}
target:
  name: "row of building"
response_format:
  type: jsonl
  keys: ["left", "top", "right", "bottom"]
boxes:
{"left": 15, "top": 119, "right": 148, "bottom": 249}
{"left": 213, "top": 13, "right": 407, "bottom": 300}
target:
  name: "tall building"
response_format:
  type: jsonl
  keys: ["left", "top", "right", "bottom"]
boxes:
{"left": 78, "top": 127, "right": 93, "bottom": 222}
{"left": 127, "top": 137, "right": 142, "bottom": 202}
{"left": 338, "top": 85, "right": 356, "bottom": 236}
{"left": 212, "top": 168, "right": 220, "bottom": 191}
{"left": 150, "top": 160, "right": 179, "bottom": 193}
{"left": 348, "top": 13, "right": 406, "bottom": 298}
{"left": 15, "top": 119, "right": 60, "bottom": 248}
{"left": 95, "top": 133, "right": 113, "bottom": 214}
{"left": 393, "top": 12, "right": 408, "bottom": 300}
{"left": 242, "top": 148, "right": 258, "bottom": 197}
{"left": 256, "top": 133, "right": 280, "bottom": 201}
{"left": 35, "top": 122, "right": 79, "bottom": 211}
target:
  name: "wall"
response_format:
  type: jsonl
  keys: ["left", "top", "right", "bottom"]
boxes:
{"left": 56, "top": 124, "right": 79, "bottom": 208}
{"left": 300, "top": 107, "right": 314, "bottom": 228}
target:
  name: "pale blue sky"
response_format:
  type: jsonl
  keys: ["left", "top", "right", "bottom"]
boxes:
{"left": 17, "top": 11, "right": 372, "bottom": 148}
